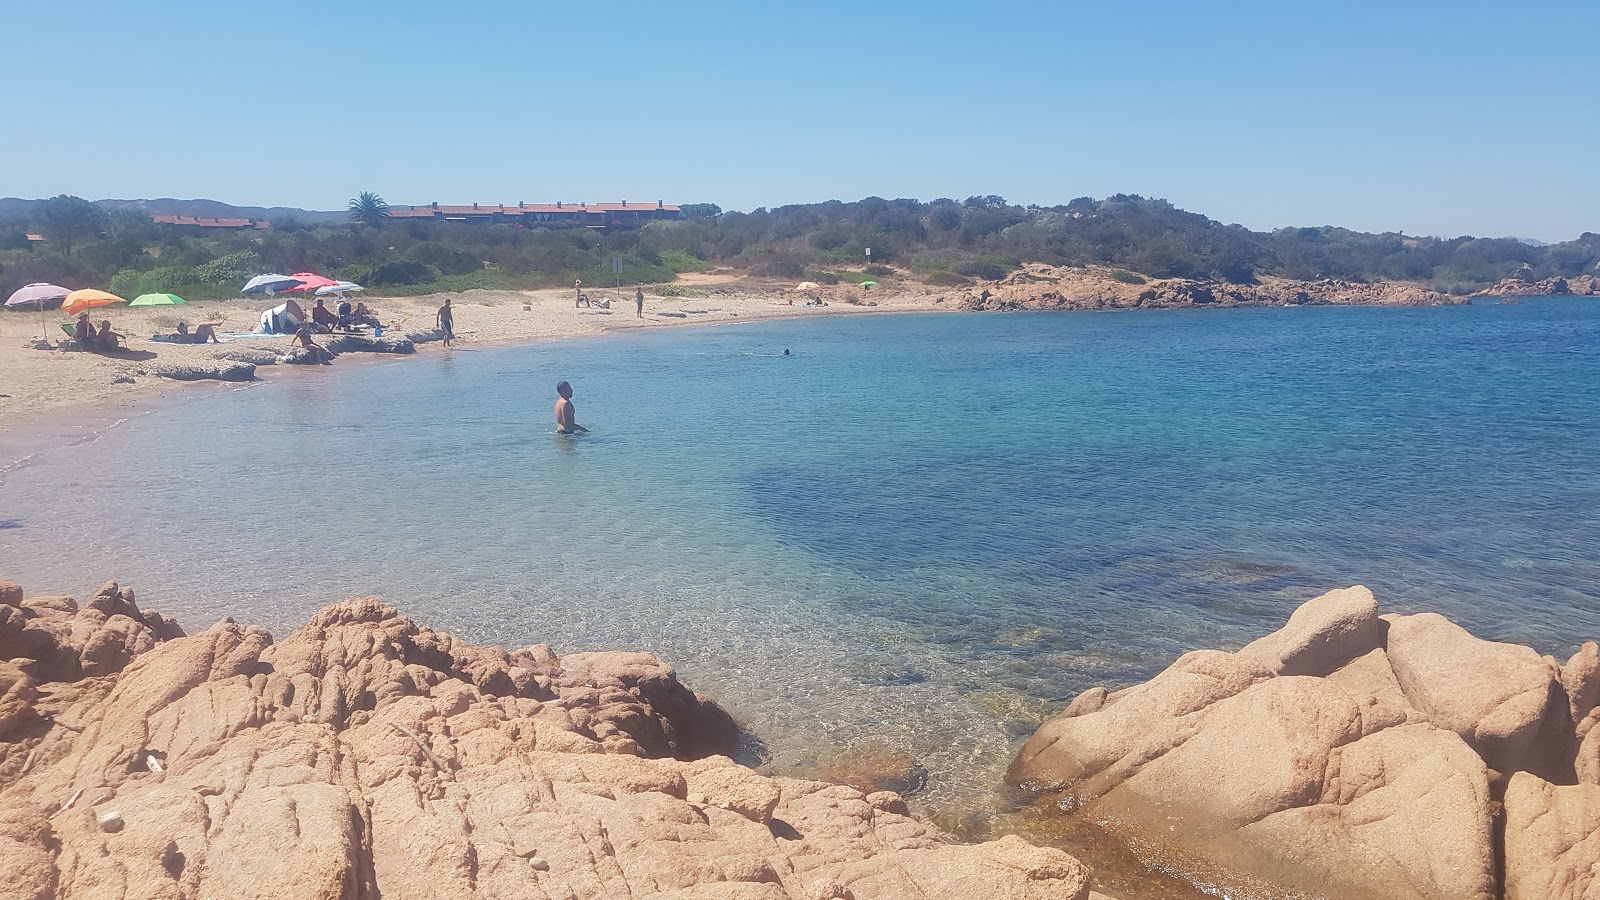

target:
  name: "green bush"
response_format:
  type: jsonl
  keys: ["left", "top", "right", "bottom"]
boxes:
{"left": 910, "top": 257, "right": 953, "bottom": 274}
{"left": 1110, "top": 269, "right": 1147, "bottom": 285}
{"left": 954, "top": 260, "right": 1009, "bottom": 280}
{"left": 407, "top": 243, "right": 482, "bottom": 276}
{"left": 657, "top": 249, "right": 712, "bottom": 274}
{"left": 923, "top": 271, "right": 970, "bottom": 286}
{"left": 197, "top": 251, "right": 266, "bottom": 285}
{"left": 109, "top": 265, "right": 201, "bottom": 296}
{"left": 864, "top": 264, "right": 893, "bottom": 277}
{"left": 369, "top": 260, "right": 438, "bottom": 286}
{"left": 751, "top": 258, "right": 804, "bottom": 278}
{"left": 655, "top": 284, "right": 708, "bottom": 298}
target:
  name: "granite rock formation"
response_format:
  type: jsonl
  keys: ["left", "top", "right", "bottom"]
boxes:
{"left": 1, "top": 581, "right": 1096, "bottom": 900}
{"left": 1010, "top": 585, "right": 1600, "bottom": 900}
{"left": 956, "top": 266, "right": 1467, "bottom": 312}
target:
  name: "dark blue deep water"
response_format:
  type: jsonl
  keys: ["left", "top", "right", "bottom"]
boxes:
{"left": 3, "top": 300, "right": 1598, "bottom": 813}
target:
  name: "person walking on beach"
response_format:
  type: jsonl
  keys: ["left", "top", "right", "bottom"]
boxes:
{"left": 635, "top": 286, "right": 645, "bottom": 319}
{"left": 554, "top": 381, "right": 588, "bottom": 434}
{"left": 436, "top": 298, "right": 455, "bottom": 347}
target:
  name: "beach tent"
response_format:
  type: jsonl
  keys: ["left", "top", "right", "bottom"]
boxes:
{"left": 62, "top": 289, "right": 126, "bottom": 316}
{"left": 258, "top": 299, "right": 305, "bottom": 334}
{"left": 242, "top": 274, "right": 304, "bottom": 295}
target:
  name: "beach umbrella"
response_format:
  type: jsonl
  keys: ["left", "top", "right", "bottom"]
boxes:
{"left": 315, "top": 281, "right": 364, "bottom": 296}
{"left": 62, "top": 289, "right": 126, "bottom": 316}
{"left": 285, "top": 273, "right": 339, "bottom": 292}
{"left": 859, "top": 280, "right": 878, "bottom": 288}
{"left": 129, "top": 293, "right": 188, "bottom": 307}
{"left": 5, "top": 283, "right": 71, "bottom": 337}
{"left": 242, "top": 274, "right": 305, "bottom": 295}
{"left": 6, "top": 282, "right": 70, "bottom": 309}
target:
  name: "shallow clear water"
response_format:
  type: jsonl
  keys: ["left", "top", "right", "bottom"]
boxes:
{"left": 3, "top": 301, "right": 1599, "bottom": 823}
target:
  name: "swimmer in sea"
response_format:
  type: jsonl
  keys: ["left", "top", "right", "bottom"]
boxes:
{"left": 554, "top": 380, "right": 588, "bottom": 434}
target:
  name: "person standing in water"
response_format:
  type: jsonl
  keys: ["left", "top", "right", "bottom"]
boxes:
{"left": 635, "top": 286, "right": 645, "bottom": 319}
{"left": 554, "top": 381, "right": 588, "bottom": 434}
{"left": 436, "top": 297, "right": 455, "bottom": 347}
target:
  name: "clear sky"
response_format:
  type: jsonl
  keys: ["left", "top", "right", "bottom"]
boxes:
{"left": 7, "top": 0, "right": 1596, "bottom": 241}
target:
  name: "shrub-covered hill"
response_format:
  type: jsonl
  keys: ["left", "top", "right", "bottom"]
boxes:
{"left": 2, "top": 193, "right": 1595, "bottom": 300}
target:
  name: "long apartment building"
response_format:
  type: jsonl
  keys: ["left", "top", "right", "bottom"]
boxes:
{"left": 387, "top": 200, "right": 680, "bottom": 227}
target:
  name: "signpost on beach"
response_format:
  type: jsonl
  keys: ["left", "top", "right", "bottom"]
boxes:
{"left": 612, "top": 256, "right": 622, "bottom": 289}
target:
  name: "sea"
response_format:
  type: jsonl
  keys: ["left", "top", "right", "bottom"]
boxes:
{"left": 3, "top": 299, "right": 1598, "bottom": 857}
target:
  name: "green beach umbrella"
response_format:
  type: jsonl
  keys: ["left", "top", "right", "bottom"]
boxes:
{"left": 128, "top": 293, "right": 188, "bottom": 307}
{"left": 859, "top": 280, "right": 878, "bottom": 288}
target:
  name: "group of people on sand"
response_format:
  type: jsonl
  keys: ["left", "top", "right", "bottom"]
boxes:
{"left": 309, "top": 297, "right": 379, "bottom": 334}
{"left": 574, "top": 280, "right": 647, "bottom": 318}
{"left": 72, "top": 312, "right": 125, "bottom": 353}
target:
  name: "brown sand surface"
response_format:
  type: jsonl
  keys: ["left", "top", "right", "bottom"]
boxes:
{"left": 0, "top": 273, "right": 945, "bottom": 434}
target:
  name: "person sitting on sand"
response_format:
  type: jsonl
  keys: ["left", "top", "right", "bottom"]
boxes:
{"left": 312, "top": 298, "right": 338, "bottom": 332}
{"left": 351, "top": 303, "right": 380, "bottom": 327}
{"left": 294, "top": 320, "right": 333, "bottom": 365}
{"left": 73, "top": 312, "right": 94, "bottom": 349}
{"left": 95, "top": 320, "right": 124, "bottom": 353}
{"left": 554, "top": 380, "right": 588, "bottom": 434}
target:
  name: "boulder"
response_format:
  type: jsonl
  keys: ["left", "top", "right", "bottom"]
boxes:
{"left": 0, "top": 586, "right": 1098, "bottom": 900}
{"left": 1385, "top": 612, "right": 1565, "bottom": 777}
{"left": 1504, "top": 772, "right": 1600, "bottom": 900}
{"left": 1008, "top": 585, "right": 1589, "bottom": 900}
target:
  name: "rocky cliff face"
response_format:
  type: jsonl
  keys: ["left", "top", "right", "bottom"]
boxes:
{"left": 956, "top": 266, "right": 1467, "bottom": 312}
{"left": 1009, "top": 585, "right": 1600, "bottom": 900}
{"left": 0, "top": 580, "right": 1096, "bottom": 900}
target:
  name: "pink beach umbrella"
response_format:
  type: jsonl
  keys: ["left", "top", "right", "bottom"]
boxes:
{"left": 5, "top": 282, "right": 72, "bottom": 338}
{"left": 285, "top": 272, "right": 339, "bottom": 292}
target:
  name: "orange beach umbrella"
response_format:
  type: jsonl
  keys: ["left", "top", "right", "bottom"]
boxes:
{"left": 62, "top": 289, "right": 126, "bottom": 316}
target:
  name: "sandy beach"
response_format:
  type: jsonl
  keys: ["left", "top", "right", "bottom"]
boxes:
{"left": 0, "top": 272, "right": 946, "bottom": 435}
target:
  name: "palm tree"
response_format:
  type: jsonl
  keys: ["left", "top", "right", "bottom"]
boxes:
{"left": 348, "top": 192, "right": 390, "bottom": 228}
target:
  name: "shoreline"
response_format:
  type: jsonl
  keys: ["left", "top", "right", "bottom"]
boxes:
{"left": 0, "top": 278, "right": 947, "bottom": 466}
{"left": 4, "top": 263, "right": 1531, "bottom": 443}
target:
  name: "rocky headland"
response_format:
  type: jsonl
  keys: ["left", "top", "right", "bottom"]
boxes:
{"left": 957, "top": 265, "right": 1467, "bottom": 311}
{"left": 0, "top": 580, "right": 1100, "bottom": 900}
{"left": 1009, "top": 585, "right": 1600, "bottom": 900}
{"left": 1477, "top": 274, "right": 1600, "bottom": 297}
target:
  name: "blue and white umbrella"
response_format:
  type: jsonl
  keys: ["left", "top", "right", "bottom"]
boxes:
{"left": 241, "top": 274, "right": 304, "bottom": 295}
{"left": 314, "top": 281, "right": 364, "bottom": 296}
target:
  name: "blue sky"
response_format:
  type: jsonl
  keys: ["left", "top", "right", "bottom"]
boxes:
{"left": 7, "top": 0, "right": 1596, "bottom": 240}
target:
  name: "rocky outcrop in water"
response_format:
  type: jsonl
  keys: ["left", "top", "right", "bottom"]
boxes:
{"left": 1, "top": 580, "right": 1097, "bottom": 900}
{"left": 152, "top": 361, "right": 258, "bottom": 382}
{"left": 1009, "top": 585, "right": 1599, "bottom": 900}
{"left": 1478, "top": 275, "right": 1600, "bottom": 297}
{"left": 957, "top": 266, "right": 1466, "bottom": 311}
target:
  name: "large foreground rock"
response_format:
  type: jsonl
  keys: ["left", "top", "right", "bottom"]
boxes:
{"left": 1, "top": 582, "right": 1094, "bottom": 900}
{"left": 1011, "top": 585, "right": 1595, "bottom": 900}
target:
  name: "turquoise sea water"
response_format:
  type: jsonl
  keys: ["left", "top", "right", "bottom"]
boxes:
{"left": 3, "top": 300, "right": 1599, "bottom": 822}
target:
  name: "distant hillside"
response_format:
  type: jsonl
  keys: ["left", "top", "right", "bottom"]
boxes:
{"left": 0, "top": 197, "right": 345, "bottom": 224}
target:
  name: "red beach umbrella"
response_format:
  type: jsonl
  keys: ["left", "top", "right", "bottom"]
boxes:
{"left": 285, "top": 273, "right": 339, "bottom": 292}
